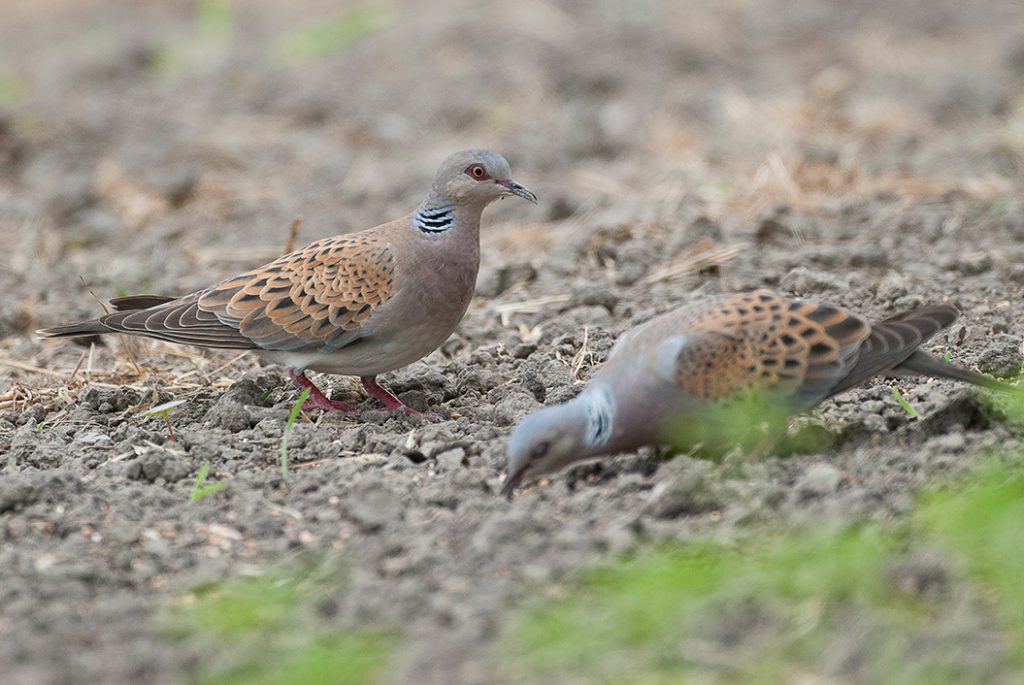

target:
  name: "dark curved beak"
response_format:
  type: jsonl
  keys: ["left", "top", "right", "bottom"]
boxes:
{"left": 497, "top": 179, "right": 538, "bottom": 204}
{"left": 500, "top": 465, "right": 529, "bottom": 500}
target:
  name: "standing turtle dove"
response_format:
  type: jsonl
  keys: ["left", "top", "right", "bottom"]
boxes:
{"left": 39, "top": 149, "right": 537, "bottom": 414}
{"left": 502, "top": 289, "right": 1012, "bottom": 496}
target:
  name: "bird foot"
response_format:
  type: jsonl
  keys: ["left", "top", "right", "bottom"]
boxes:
{"left": 360, "top": 376, "right": 422, "bottom": 415}
{"left": 286, "top": 370, "right": 427, "bottom": 415}
{"left": 287, "top": 368, "right": 356, "bottom": 413}
{"left": 303, "top": 392, "right": 357, "bottom": 413}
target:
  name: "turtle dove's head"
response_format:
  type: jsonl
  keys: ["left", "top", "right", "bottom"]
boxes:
{"left": 429, "top": 149, "right": 537, "bottom": 208}
{"left": 502, "top": 389, "right": 615, "bottom": 498}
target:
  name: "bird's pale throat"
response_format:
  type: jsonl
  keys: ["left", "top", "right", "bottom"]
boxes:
{"left": 413, "top": 205, "right": 454, "bottom": 234}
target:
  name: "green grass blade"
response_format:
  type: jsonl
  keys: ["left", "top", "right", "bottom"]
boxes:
{"left": 280, "top": 387, "right": 311, "bottom": 481}
{"left": 891, "top": 387, "right": 919, "bottom": 418}
{"left": 163, "top": 564, "right": 394, "bottom": 684}
{"left": 192, "top": 482, "right": 227, "bottom": 503}
{"left": 143, "top": 399, "right": 188, "bottom": 417}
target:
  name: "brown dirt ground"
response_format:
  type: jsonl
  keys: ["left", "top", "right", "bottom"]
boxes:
{"left": 1, "top": 0, "right": 1023, "bottom": 683}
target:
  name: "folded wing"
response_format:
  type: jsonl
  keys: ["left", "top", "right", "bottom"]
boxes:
{"left": 667, "top": 290, "right": 872, "bottom": 407}
{"left": 54, "top": 233, "right": 398, "bottom": 353}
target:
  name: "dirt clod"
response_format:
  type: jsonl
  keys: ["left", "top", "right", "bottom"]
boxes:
{"left": 2, "top": 1, "right": 1023, "bottom": 683}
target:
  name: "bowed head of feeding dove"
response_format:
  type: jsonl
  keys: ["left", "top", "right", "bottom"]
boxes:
{"left": 502, "top": 289, "right": 1012, "bottom": 496}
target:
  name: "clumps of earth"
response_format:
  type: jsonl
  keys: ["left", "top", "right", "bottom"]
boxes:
{"left": 2, "top": 0, "right": 1024, "bottom": 682}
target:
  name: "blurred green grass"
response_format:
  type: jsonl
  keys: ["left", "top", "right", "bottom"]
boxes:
{"left": 150, "top": 0, "right": 235, "bottom": 75}
{"left": 0, "top": 72, "right": 28, "bottom": 107}
{"left": 196, "top": 0, "right": 233, "bottom": 40}
{"left": 919, "top": 461, "right": 1024, "bottom": 662}
{"left": 273, "top": 5, "right": 391, "bottom": 61}
{"left": 664, "top": 388, "right": 835, "bottom": 460}
{"left": 503, "top": 455, "right": 1024, "bottom": 684}
{"left": 164, "top": 564, "right": 393, "bottom": 685}
{"left": 152, "top": 3, "right": 391, "bottom": 76}
{"left": 980, "top": 367, "right": 1024, "bottom": 430}
{"left": 164, "top": 384, "right": 1024, "bottom": 684}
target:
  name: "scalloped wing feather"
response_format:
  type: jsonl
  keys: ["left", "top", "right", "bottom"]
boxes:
{"left": 199, "top": 234, "right": 396, "bottom": 352}
{"left": 94, "top": 233, "right": 397, "bottom": 352}
{"left": 664, "top": 290, "right": 873, "bottom": 406}
{"left": 97, "top": 294, "right": 257, "bottom": 349}
{"left": 659, "top": 290, "right": 961, "bottom": 407}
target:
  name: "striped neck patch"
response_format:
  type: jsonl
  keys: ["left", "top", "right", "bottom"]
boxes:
{"left": 583, "top": 386, "right": 615, "bottom": 448}
{"left": 413, "top": 205, "right": 454, "bottom": 234}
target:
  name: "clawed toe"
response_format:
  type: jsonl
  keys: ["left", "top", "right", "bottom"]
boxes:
{"left": 288, "top": 368, "right": 356, "bottom": 413}
{"left": 304, "top": 395, "right": 357, "bottom": 413}
{"left": 288, "top": 369, "right": 437, "bottom": 417}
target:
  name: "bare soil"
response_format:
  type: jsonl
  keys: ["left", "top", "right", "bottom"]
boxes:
{"left": 1, "top": 0, "right": 1023, "bottom": 683}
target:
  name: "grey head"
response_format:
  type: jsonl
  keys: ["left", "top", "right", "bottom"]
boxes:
{"left": 502, "top": 388, "right": 617, "bottom": 498}
{"left": 425, "top": 149, "right": 537, "bottom": 208}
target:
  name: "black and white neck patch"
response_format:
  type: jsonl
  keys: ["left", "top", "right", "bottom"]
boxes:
{"left": 413, "top": 205, "right": 454, "bottom": 234}
{"left": 583, "top": 386, "right": 615, "bottom": 448}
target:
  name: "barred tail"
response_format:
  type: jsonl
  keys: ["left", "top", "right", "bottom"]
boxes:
{"left": 37, "top": 295, "right": 175, "bottom": 338}
{"left": 897, "top": 349, "right": 1015, "bottom": 393}
{"left": 36, "top": 320, "right": 110, "bottom": 338}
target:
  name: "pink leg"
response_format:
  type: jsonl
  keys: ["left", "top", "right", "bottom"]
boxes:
{"left": 288, "top": 368, "right": 356, "bottom": 412}
{"left": 361, "top": 375, "right": 419, "bottom": 414}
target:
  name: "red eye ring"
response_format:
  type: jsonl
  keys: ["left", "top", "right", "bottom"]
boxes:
{"left": 466, "top": 163, "right": 488, "bottom": 180}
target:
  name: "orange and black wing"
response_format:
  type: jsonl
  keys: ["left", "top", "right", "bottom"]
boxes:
{"left": 669, "top": 290, "right": 873, "bottom": 407}
{"left": 88, "top": 233, "right": 397, "bottom": 352}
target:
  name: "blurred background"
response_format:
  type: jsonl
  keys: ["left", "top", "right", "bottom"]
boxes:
{"left": 1, "top": 0, "right": 1022, "bottom": 310}
{"left": 3, "top": 1, "right": 1024, "bottom": 684}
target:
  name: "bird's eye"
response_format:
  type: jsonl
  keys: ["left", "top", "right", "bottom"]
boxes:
{"left": 529, "top": 441, "right": 550, "bottom": 461}
{"left": 466, "top": 164, "right": 488, "bottom": 180}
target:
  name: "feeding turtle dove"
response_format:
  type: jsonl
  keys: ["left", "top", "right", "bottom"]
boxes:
{"left": 503, "top": 289, "right": 1012, "bottom": 496}
{"left": 39, "top": 149, "right": 537, "bottom": 414}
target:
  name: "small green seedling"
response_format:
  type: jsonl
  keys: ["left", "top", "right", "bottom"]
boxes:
{"left": 259, "top": 387, "right": 274, "bottom": 402}
{"left": 978, "top": 368, "right": 1024, "bottom": 429}
{"left": 943, "top": 350, "right": 953, "bottom": 363}
{"left": 163, "top": 564, "right": 393, "bottom": 684}
{"left": 143, "top": 399, "right": 188, "bottom": 441}
{"left": 274, "top": 5, "right": 390, "bottom": 60}
{"left": 190, "top": 460, "right": 226, "bottom": 503}
{"left": 196, "top": 0, "right": 234, "bottom": 39}
{"left": 280, "top": 388, "right": 311, "bottom": 481}
{"left": 664, "top": 387, "right": 800, "bottom": 459}
{"left": 0, "top": 72, "right": 28, "bottom": 106}
{"left": 150, "top": 0, "right": 233, "bottom": 76}
{"left": 986, "top": 198, "right": 1013, "bottom": 215}
{"left": 890, "top": 387, "right": 919, "bottom": 418}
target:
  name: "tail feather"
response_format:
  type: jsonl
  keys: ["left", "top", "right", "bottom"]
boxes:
{"left": 36, "top": 320, "right": 109, "bottom": 338}
{"left": 896, "top": 349, "right": 1014, "bottom": 392}
{"left": 109, "top": 295, "right": 176, "bottom": 311}
{"left": 877, "top": 304, "right": 959, "bottom": 329}
{"left": 830, "top": 305, "right": 960, "bottom": 396}
{"left": 38, "top": 295, "right": 177, "bottom": 338}
{"left": 38, "top": 292, "right": 254, "bottom": 349}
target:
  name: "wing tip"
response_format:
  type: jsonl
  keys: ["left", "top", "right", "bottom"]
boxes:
{"left": 108, "top": 295, "right": 177, "bottom": 311}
